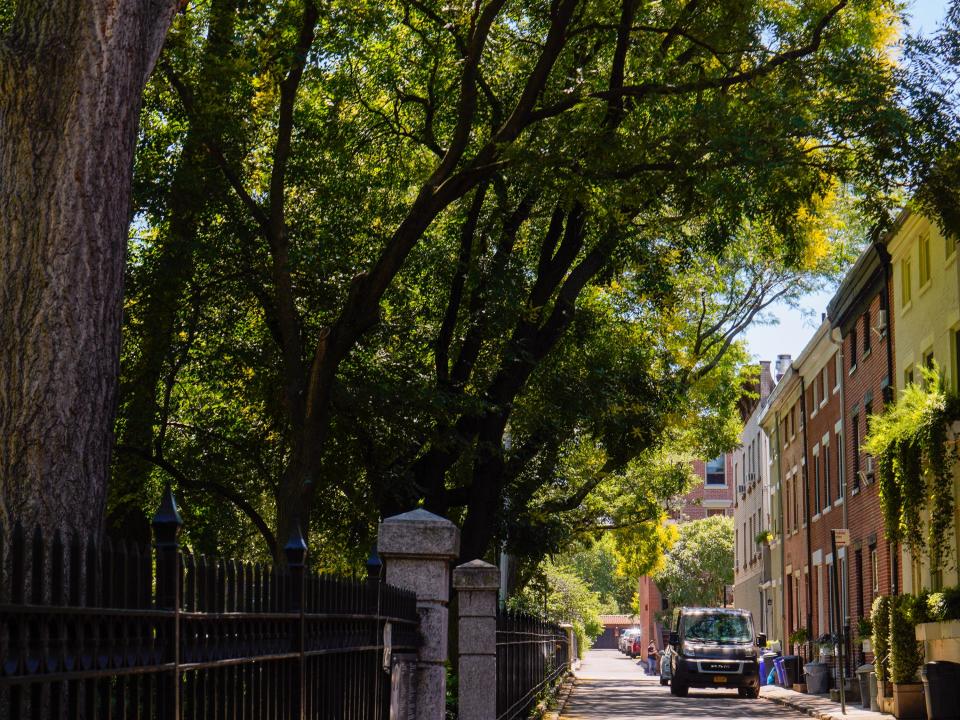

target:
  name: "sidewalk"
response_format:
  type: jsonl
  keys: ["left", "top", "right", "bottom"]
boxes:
{"left": 761, "top": 684, "right": 891, "bottom": 720}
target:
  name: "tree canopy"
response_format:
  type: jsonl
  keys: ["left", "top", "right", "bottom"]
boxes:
{"left": 104, "top": 0, "right": 921, "bottom": 573}
{"left": 653, "top": 515, "right": 735, "bottom": 609}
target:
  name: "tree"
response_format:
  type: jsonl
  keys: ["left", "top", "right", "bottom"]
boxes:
{"left": 0, "top": 0, "right": 180, "bottom": 534}
{"left": 653, "top": 515, "right": 734, "bottom": 609}
{"left": 119, "top": 0, "right": 910, "bottom": 566}
{"left": 509, "top": 558, "right": 606, "bottom": 654}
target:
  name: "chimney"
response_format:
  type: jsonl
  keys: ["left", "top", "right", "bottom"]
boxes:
{"left": 775, "top": 354, "right": 792, "bottom": 382}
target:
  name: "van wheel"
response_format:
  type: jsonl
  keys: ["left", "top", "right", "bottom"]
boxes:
{"left": 670, "top": 683, "right": 688, "bottom": 697}
{"left": 660, "top": 678, "right": 668, "bottom": 686}
{"left": 738, "top": 687, "right": 759, "bottom": 699}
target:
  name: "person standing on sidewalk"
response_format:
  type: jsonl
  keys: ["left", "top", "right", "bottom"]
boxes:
{"left": 646, "top": 640, "right": 659, "bottom": 675}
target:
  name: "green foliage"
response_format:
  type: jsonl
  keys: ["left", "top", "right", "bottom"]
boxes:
{"left": 857, "top": 616, "right": 873, "bottom": 640}
{"left": 888, "top": 595, "right": 924, "bottom": 684}
{"left": 562, "top": 534, "right": 634, "bottom": 613}
{"left": 509, "top": 559, "right": 605, "bottom": 657}
{"left": 113, "top": 0, "right": 926, "bottom": 569}
{"left": 872, "top": 595, "right": 891, "bottom": 684}
{"left": 653, "top": 516, "right": 734, "bottom": 609}
{"left": 789, "top": 627, "right": 809, "bottom": 648}
{"left": 926, "top": 585, "right": 960, "bottom": 622}
{"left": 864, "top": 366, "right": 960, "bottom": 571}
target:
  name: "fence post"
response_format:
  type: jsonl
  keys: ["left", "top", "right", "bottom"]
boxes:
{"left": 378, "top": 509, "right": 459, "bottom": 720}
{"left": 453, "top": 560, "right": 499, "bottom": 720}
{"left": 559, "top": 623, "right": 576, "bottom": 669}
{"left": 152, "top": 486, "right": 183, "bottom": 720}
{"left": 284, "top": 526, "right": 307, "bottom": 720}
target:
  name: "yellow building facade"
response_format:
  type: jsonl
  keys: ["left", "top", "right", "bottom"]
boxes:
{"left": 886, "top": 210, "right": 960, "bottom": 592}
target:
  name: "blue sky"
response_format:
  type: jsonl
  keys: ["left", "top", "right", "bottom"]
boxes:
{"left": 742, "top": 0, "right": 950, "bottom": 366}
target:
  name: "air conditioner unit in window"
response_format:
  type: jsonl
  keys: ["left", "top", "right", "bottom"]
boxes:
{"left": 747, "top": 472, "right": 756, "bottom": 482}
{"left": 865, "top": 455, "right": 876, "bottom": 477}
{"left": 875, "top": 309, "right": 888, "bottom": 334}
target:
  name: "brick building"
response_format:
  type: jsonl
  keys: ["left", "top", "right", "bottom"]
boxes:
{"left": 827, "top": 240, "right": 901, "bottom": 661}
{"left": 795, "top": 322, "right": 844, "bottom": 647}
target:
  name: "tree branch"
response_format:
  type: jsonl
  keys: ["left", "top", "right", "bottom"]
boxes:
{"left": 116, "top": 445, "right": 279, "bottom": 560}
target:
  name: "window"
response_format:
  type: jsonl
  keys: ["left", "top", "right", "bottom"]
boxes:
{"left": 706, "top": 456, "right": 726, "bottom": 485}
{"left": 834, "top": 353, "right": 842, "bottom": 390}
{"left": 851, "top": 411, "right": 861, "bottom": 487}
{"left": 871, "top": 547, "right": 879, "bottom": 596}
{"left": 850, "top": 324, "right": 858, "bottom": 368}
{"left": 813, "top": 448, "right": 821, "bottom": 512}
{"left": 863, "top": 310, "right": 871, "bottom": 354}
{"left": 919, "top": 233, "right": 931, "bottom": 287}
{"left": 905, "top": 364, "right": 915, "bottom": 389}
{"left": 855, "top": 549, "right": 864, "bottom": 620}
{"left": 901, "top": 256, "right": 912, "bottom": 307}
{"left": 823, "top": 442, "right": 832, "bottom": 507}
{"left": 836, "top": 430, "right": 844, "bottom": 496}
{"left": 924, "top": 350, "right": 935, "bottom": 370}
{"left": 822, "top": 365, "right": 830, "bottom": 404}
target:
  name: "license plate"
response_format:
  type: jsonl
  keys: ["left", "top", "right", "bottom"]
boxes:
{"left": 713, "top": 675, "right": 727, "bottom": 683}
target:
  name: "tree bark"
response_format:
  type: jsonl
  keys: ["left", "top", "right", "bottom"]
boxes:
{"left": 0, "top": 1, "right": 179, "bottom": 535}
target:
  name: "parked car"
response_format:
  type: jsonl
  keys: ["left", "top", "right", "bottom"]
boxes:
{"left": 659, "top": 644, "right": 675, "bottom": 685}
{"left": 629, "top": 635, "right": 644, "bottom": 659}
{"left": 618, "top": 628, "right": 641, "bottom": 655}
{"left": 668, "top": 607, "right": 765, "bottom": 698}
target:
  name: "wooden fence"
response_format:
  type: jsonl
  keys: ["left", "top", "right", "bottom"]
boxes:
{"left": 0, "top": 489, "right": 418, "bottom": 719}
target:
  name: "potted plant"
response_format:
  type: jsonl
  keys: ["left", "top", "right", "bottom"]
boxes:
{"left": 917, "top": 586, "right": 960, "bottom": 720}
{"left": 872, "top": 595, "right": 893, "bottom": 713}
{"left": 755, "top": 530, "right": 773, "bottom": 545}
{"left": 889, "top": 595, "right": 925, "bottom": 719}
{"left": 789, "top": 627, "right": 809, "bottom": 655}
{"left": 857, "top": 616, "right": 873, "bottom": 653}
{"left": 817, "top": 633, "right": 837, "bottom": 659}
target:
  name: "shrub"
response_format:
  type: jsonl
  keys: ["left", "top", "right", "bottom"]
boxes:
{"left": 889, "top": 595, "right": 924, "bottom": 684}
{"left": 857, "top": 616, "right": 873, "bottom": 639}
{"left": 872, "top": 596, "right": 891, "bottom": 683}
{"left": 789, "top": 627, "right": 808, "bottom": 647}
{"left": 926, "top": 585, "right": 960, "bottom": 621}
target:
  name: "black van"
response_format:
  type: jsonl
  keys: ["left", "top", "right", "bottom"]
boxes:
{"left": 667, "top": 607, "right": 766, "bottom": 698}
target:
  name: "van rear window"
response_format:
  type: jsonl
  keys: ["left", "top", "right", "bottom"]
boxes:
{"left": 683, "top": 614, "right": 752, "bottom": 643}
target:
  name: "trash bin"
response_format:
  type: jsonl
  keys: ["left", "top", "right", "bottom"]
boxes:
{"left": 857, "top": 664, "right": 874, "bottom": 710}
{"left": 781, "top": 655, "right": 801, "bottom": 687}
{"left": 804, "top": 661, "right": 830, "bottom": 694}
{"left": 759, "top": 651, "right": 777, "bottom": 686}
{"left": 921, "top": 661, "right": 960, "bottom": 720}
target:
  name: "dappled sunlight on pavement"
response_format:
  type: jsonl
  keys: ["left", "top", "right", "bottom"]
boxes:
{"left": 562, "top": 650, "right": 817, "bottom": 719}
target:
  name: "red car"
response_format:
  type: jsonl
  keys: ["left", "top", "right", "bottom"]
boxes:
{"left": 630, "top": 636, "right": 644, "bottom": 658}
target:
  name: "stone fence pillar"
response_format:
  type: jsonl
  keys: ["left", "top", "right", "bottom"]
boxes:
{"left": 454, "top": 560, "right": 500, "bottom": 720}
{"left": 378, "top": 509, "right": 460, "bottom": 720}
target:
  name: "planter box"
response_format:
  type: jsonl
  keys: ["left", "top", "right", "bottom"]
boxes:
{"left": 892, "top": 682, "right": 926, "bottom": 719}
{"left": 793, "top": 683, "right": 807, "bottom": 693}
{"left": 916, "top": 620, "right": 960, "bottom": 664}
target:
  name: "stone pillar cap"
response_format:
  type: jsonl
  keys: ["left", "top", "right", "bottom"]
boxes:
{"left": 378, "top": 508, "right": 460, "bottom": 559}
{"left": 453, "top": 559, "right": 500, "bottom": 589}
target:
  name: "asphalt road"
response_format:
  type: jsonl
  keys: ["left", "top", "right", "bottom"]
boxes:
{"left": 562, "top": 650, "right": 813, "bottom": 719}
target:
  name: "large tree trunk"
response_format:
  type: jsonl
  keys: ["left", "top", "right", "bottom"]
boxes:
{"left": 0, "top": 1, "right": 179, "bottom": 535}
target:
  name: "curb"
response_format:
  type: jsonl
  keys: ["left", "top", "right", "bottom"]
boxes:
{"left": 763, "top": 693, "right": 839, "bottom": 720}
{"left": 541, "top": 675, "right": 577, "bottom": 720}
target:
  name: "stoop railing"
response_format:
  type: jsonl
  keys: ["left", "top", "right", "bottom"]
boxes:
{"left": 0, "top": 488, "right": 419, "bottom": 719}
{"left": 495, "top": 610, "right": 570, "bottom": 720}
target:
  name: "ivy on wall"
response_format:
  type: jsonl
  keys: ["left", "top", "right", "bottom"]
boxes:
{"left": 864, "top": 366, "right": 960, "bottom": 573}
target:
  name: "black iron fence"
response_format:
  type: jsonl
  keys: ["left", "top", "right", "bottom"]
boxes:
{"left": 0, "top": 489, "right": 418, "bottom": 719}
{"left": 495, "top": 610, "right": 570, "bottom": 720}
